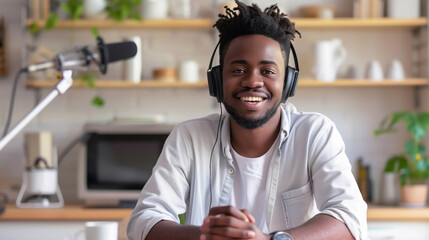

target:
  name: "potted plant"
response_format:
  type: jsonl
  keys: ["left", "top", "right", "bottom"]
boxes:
{"left": 374, "top": 111, "right": 429, "bottom": 207}
{"left": 105, "top": 0, "right": 142, "bottom": 21}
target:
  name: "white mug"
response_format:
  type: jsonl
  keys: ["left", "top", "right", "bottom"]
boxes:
{"left": 75, "top": 221, "right": 118, "bottom": 240}
{"left": 179, "top": 60, "right": 199, "bottom": 83}
{"left": 387, "top": 59, "right": 405, "bottom": 81}
{"left": 365, "top": 60, "right": 384, "bottom": 81}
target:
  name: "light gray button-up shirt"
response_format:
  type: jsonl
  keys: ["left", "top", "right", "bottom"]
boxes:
{"left": 127, "top": 103, "right": 368, "bottom": 240}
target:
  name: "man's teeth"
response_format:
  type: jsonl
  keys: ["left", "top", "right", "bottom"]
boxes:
{"left": 241, "top": 96, "right": 263, "bottom": 102}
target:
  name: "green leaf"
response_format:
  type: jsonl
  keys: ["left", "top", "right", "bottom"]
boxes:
{"left": 384, "top": 155, "right": 407, "bottom": 172}
{"left": 119, "top": 5, "right": 129, "bottom": 21}
{"left": 105, "top": 0, "right": 142, "bottom": 21}
{"left": 81, "top": 75, "right": 96, "bottom": 88}
{"left": 416, "top": 160, "right": 427, "bottom": 174}
{"left": 388, "top": 112, "right": 410, "bottom": 128}
{"left": 91, "top": 27, "right": 99, "bottom": 38}
{"left": 61, "top": 0, "right": 84, "bottom": 20}
{"left": 417, "top": 113, "right": 429, "bottom": 130}
{"left": 418, "top": 144, "right": 426, "bottom": 155}
{"left": 374, "top": 112, "right": 410, "bottom": 136}
{"left": 384, "top": 157, "right": 398, "bottom": 172}
{"left": 72, "top": 5, "right": 84, "bottom": 20}
{"left": 130, "top": 12, "right": 142, "bottom": 21}
{"left": 404, "top": 140, "right": 417, "bottom": 159}
{"left": 374, "top": 128, "right": 395, "bottom": 136}
{"left": 92, "top": 96, "right": 105, "bottom": 107}
{"left": 29, "top": 23, "right": 40, "bottom": 35}
{"left": 61, "top": 3, "right": 71, "bottom": 14}
{"left": 45, "top": 12, "right": 58, "bottom": 30}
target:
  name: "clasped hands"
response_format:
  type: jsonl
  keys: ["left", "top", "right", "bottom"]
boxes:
{"left": 200, "top": 206, "right": 270, "bottom": 240}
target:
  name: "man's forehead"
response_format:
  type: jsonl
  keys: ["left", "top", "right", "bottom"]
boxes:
{"left": 224, "top": 35, "right": 285, "bottom": 64}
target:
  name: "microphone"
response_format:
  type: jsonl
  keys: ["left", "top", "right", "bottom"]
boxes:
{"left": 23, "top": 37, "right": 138, "bottom": 74}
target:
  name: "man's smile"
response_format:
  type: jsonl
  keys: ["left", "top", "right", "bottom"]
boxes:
{"left": 240, "top": 96, "right": 265, "bottom": 102}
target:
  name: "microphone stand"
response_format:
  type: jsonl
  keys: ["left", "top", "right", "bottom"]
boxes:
{"left": 0, "top": 70, "right": 73, "bottom": 151}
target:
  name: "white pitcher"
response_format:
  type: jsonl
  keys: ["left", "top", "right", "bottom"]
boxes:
{"left": 313, "top": 39, "right": 347, "bottom": 82}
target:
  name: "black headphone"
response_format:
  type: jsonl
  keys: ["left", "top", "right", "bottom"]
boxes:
{"left": 207, "top": 41, "right": 300, "bottom": 103}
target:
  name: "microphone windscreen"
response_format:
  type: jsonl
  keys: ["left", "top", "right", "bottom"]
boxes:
{"left": 106, "top": 41, "right": 138, "bottom": 63}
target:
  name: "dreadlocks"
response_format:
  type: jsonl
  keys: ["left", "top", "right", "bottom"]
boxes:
{"left": 213, "top": 0, "right": 300, "bottom": 67}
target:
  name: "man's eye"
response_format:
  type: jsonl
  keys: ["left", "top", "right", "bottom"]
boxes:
{"left": 233, "top": 69, "right": 245, "bottom": 73}
{"left": 263, "top": 70, "right": 275, "bottom": 75}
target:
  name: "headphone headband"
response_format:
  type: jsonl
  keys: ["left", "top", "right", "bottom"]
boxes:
{"left": 289, "top": 43, "right": 299, "bottom": 72}
{"left": 207, "top": 41, "right": 221, "bottom": 72}
{"left": 208, "top": 41, "right": 299, "bottom": 73}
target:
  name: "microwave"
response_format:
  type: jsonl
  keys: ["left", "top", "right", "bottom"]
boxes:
{"left": 77, "top": 122, "right": 175, "bottom": 207}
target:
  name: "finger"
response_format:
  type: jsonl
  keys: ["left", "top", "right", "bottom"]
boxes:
{"left": 240, "top": 209, "right": 255, "bottom": 223}
{"left": 207, "top": 215, "right": 255, "bottom": 231}
{"left": 206, "top": 226, "right": 256, "bottom": 239}
{"left": 200, "top": 217, "right": 215, "bottom": 234}
{"left": 208, "top": 206, "right": 250, "bottom": 222}
{"left": 201, "top": 215, "right": 236, "bottom": 234}
{"left": 201, "top": 233, "right": 252, "bottom": 240}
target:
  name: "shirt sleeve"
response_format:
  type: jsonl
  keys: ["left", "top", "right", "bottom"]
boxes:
{"left": 310, "top": 117, "right": 368, "bottom": 240}
{"left": 127, "top": 125, "right": 192, "bottom": 240}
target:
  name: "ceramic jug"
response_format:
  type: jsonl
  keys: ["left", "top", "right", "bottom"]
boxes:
{"left": 313, "top": 38, "right": 347, "bottom": 82}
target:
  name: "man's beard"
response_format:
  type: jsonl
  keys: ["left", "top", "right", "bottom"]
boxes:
{"left": 223, "top": 100, "right": 281, "bottom": 129}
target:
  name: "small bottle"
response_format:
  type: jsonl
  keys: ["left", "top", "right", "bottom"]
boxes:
{"left": 357, "top": 158, "right": 368, "bottom": 201}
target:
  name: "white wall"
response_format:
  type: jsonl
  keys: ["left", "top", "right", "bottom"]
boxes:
{"left": 0, "top": 0, "right": 425, "bottom": 204}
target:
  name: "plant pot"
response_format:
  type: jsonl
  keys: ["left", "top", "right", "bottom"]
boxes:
{"left": 400, "top": 184, "right": 428, "bottom": 208}
{"left": 83, "top": 0, "right": 107, "bottom": 19}
{"left": 142, "top": 0, "right": 168, "bottom": 19}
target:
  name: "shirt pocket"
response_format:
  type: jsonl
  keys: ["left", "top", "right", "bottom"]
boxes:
{"left": 281, "top": 182, "right": 315, "bottom": 229}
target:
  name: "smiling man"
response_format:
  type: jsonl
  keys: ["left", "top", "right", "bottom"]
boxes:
{"left": 127, "top": 1, "right": 368, "bottom": 240}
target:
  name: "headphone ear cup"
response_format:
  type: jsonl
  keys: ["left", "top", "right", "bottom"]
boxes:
{"left": 287, "top": 66, "right": 299, "bottom": 97}
{"left": 207, "top": 65, "right": 223, "bottom": 102}
{"left": 282, "top": 66, "right": 299, "bottom": 102}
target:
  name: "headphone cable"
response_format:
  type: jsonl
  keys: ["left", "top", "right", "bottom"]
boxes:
{"left": 209, "top": 103, "right": 223, "bottom": 209}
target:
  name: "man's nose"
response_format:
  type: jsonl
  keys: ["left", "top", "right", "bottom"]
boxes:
{"left": 241, "top": 70, "right": 264, "bottom": 88}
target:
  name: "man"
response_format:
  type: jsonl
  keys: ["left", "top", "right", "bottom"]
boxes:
{"left": 127, "top": 1, "right": 368, "bottom": 239}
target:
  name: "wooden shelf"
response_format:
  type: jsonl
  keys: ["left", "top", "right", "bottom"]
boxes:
{"left": 299, "top": 78, "right": 428, "bottom": 87}
{"left": 26, "top": 78, "right": 428, "bottom": 88}
{"left": 1, "top": 205, "right": 131, "bottom": 221}
{"left": 367, "top": 205, "right": 429, "bottom": 221}
{"left": 25, "top": 18, "right": 427, "bottom": 29}
{"left": 293, "top": 17, "right": 427, "bottom": 28}
{"left": 26, "top": 80, "right": 209, "bottom": 88}
{"left": 26, "top": 19, "right": 214, "bottom": 29}
{"left": 1, "top": 204, "right": 429, "bottom": 221}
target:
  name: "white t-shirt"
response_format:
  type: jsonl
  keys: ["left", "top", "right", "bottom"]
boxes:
{"left": 229, "top": 136, "right": 279, "bottom": 234}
